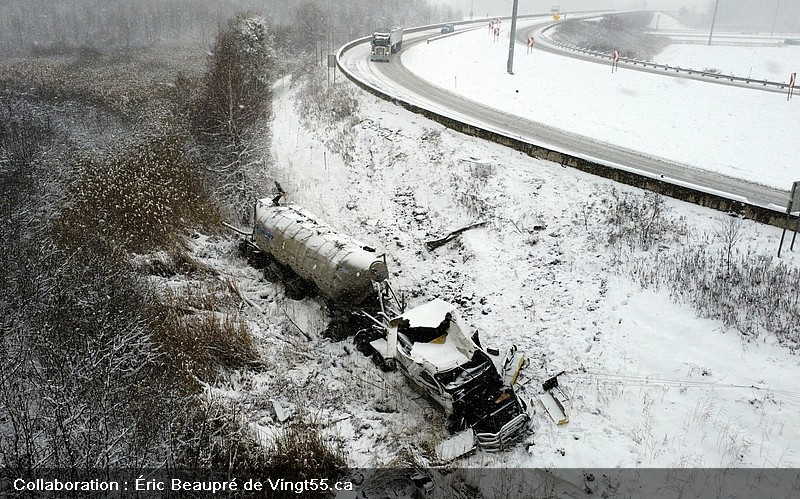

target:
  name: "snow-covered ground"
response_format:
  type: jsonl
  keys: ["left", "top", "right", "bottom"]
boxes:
{"left": 401, "top": 15, "right": 800, "bottom": 191}
{"left": 647, "top": 10, "right": 800, "bottom": 81}
{"left": 653, "top": 43, "right": 800, "bottom": 80}
{"left": 193, "top": 13, "right": 800, "bottom": 497}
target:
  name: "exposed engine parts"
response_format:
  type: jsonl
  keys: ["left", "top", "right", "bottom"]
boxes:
{"left": 362, "top": 299, "right": 529, "bottom": 453}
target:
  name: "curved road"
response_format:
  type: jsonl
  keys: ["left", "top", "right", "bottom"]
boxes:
{"left": 339, "top": 22, "right": 788, "bottom": 210}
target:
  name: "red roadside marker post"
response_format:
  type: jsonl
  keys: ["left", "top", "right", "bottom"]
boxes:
{"left": 612, "top": 50, "right": 620, "bottom": 73}
{"left": 527, "top": 36, "right": 534, "bottom": 54}
{"left": 789, "top": 72, "right": 796, "bottom": 100}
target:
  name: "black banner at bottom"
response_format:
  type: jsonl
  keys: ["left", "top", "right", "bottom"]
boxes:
{"left": 2, "top": 467, "right": 799, "bottom": 498}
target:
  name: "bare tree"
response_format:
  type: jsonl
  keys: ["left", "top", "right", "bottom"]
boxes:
{"left": 714, "top": 215, "right": 744, "bottom": 273}
{"left": 192, "top": 14, "right": 278, "bottom": 220}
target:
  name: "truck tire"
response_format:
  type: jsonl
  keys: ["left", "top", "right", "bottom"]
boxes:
{"left": 324, "top": 316, "right": 352, "bottom": 342}
{"left": 372, "top": 352, "right": 396, "bottom": 372}
{"left": 355, "top": 329, "right": 379, "bottom": 356}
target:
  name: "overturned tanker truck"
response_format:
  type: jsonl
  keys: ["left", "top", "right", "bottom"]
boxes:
{"left": 228, "top": 199, "right": 396, "bottom": 311}
{"left": 227, "top": 199, "right": 529, "bottom": 452}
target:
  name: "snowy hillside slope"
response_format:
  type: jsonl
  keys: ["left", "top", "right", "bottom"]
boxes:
{"left": 190, "top": 70, "right": 800, "bottom": 495}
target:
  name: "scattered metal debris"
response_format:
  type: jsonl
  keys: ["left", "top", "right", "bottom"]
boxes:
{"left": 425, "top": 221, "right": 487, "bottom": 251}
{"left": 539, "top": 372, "right": 570, "bottom": 425}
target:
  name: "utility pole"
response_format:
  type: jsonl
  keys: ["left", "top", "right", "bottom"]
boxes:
{"left": 470, "top": 0, "right": 474, "bottom": 20}
{"left": 708, "top": 0, "right": 720, "bottom": 45}
{"left": 770, "top": 0, "right": 781, "bottom": 37}
{"left": 507, "top": 0, "right": 520, "bottom": 74}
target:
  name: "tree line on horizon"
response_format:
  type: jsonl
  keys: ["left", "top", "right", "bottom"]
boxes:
{"left": 0, "top": 0, "right": 459, "bottom": 57}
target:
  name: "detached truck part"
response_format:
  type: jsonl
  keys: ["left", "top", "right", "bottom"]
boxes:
{"left": 370, "top": 25, "right": 403, "bottom": 62}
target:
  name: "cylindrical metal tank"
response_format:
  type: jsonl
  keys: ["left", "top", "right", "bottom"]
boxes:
{"left": 252, "top": 201, "right": 388, "bottom": 305}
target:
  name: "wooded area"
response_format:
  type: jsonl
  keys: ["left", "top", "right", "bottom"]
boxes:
{"left": 0, "top": 0, "right": 457, "bottom": 482}
{"left": 0, "top": 0, "right": 459, "bottom": 56}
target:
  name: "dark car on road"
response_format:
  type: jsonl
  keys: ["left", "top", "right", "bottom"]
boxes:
{"left": 441, "top": 24, "right": 455, "bottom": 34}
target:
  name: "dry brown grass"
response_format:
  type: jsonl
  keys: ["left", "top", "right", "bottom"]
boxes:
{"left": 58, "top": 134, "right": 221, "bottom": 255}
{"left": 156, "top": 309, "right": 258, "bottom": 381}
{"left": 148, "top": 285, "right": 261, "bottom": 390}
{"left": 268, "top": 416, "right": 348, "bottom": 482}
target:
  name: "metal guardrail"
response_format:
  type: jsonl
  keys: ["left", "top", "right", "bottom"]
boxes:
{"left": 538, "top": 19, "right": 792, "bottom": 91}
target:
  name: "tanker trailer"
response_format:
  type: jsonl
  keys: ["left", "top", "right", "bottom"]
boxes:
{"left": 250, "top": 201, "right": 389, "bottom": 307}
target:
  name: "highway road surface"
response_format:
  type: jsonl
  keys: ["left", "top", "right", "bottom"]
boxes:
{"left": 339, "top": 21, "right": 789, "bottom": 211}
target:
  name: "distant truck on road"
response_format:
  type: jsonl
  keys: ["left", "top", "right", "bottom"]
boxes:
{"left": 370, "top": 25, "right": 403, "bottom": 62}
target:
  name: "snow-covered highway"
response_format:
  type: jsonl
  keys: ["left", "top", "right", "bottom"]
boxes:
{"left": 338, "top": 14, "right": 795, "bottom": 212}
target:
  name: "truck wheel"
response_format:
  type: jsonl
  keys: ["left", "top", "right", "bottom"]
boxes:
{"left": 446, "top": 413, "right": 467, "bottom": 434}
{"left": 381, "top": 357, "right": 397, "bottom": 372}
{"left": 324, "top": 317, "right": 351, "bottom": 342}
{"left": 284, "top": 276, "right": 312, "bottom": 300}
{"left": 355, "top": 329, "right": 379, "bottom": 356}
{"left": 372, "top": 352, "right": 396, "bottom": 372}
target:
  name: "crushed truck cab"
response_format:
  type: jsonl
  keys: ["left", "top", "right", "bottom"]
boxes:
{"left": 368, "top": 299, "right": 529, "bottom": 452}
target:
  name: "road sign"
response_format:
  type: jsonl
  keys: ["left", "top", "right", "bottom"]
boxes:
{"left": 778, "top": 180, "right": 800, "bottom": 256}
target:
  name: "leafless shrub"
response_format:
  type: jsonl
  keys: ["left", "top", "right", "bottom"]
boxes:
{"left": 1, "top": 97, "right": 183, "bottom": 470}
{"left": 627, "top": 238, "right": 800, "bottom": 348}
{"left": 450, "top": 164, "right": 496, "bottom": 220}
{"left": 714, "top": 215, "right": 744, "bottom": 272}
{"left": 0, "top": 241, "right": 177, "bottom": 470}
{"left": 194, "top": 15, "right": 276, "bottom": 145}
{"left": 553, "top": 13, "right": 671, "bottom": 60}
{"left": 189, "top": 15, "right": 279, "bottom": 222}
{"left": 295, "top": 65, "right": 360, "bottom": 129}
{"left": 604, "top": 190, "right": 686, "bottom": 250}
{"left": 293, "top": 64, "right": 361, "bottom": 165}
{"left": 171, "top": 393, "right": 270, "bottom": 471}
{"left": 354, "top": 449, "right": 431, "bottom": 498}
{"left": 589, "top": 188, "right": 799, "bottom": 348}
{"left": 136, "top": 247, "right": 216, "bottom": 278}
{"left": 1, "top": 44, "right": 268, "bottom": 477}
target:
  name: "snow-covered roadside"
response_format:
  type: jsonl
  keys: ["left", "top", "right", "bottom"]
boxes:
{"left": 187, "top": 68, "right": 800, "bottom": 489}
{"left": 646, "top": 10, "right": 800, "bottom": 81}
